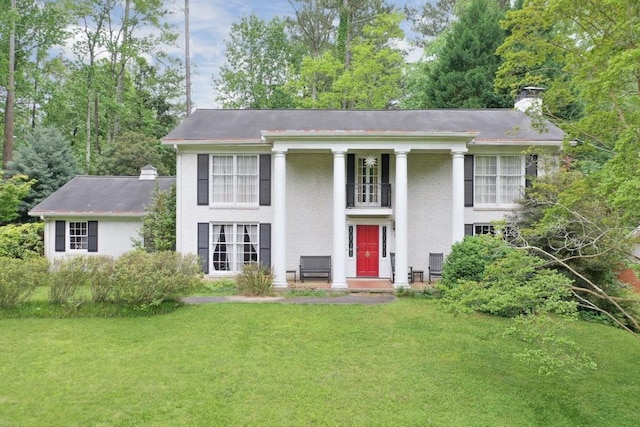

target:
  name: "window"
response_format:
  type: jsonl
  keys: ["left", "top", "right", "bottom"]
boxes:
{"left": 211, "top": 223, "right": 258, "bottom": 272}
{"left": 475, "top": 156, "right": 524, "bottom": 205}
{"left": 69, "top": 221, "right": 88, "bottom": 250}
{"left": 356, "top": 155, "right": 380, "bottom": 206}
{"left": 474, "top": 224, "right": 495, "bottom": 235}
{"left": 212, "top": 155, "right": 258, "bottom": 204}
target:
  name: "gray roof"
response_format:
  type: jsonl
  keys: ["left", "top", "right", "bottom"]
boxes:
{"left": 162, "top": 109, "right": 565, "bottom": 143}
{"left": 29, "top": 176, "right": 175, "bottom": 217}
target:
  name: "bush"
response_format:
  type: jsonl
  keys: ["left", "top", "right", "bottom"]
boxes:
{"left": 112, "top": 251, "right": 201, "bottom": 305}
{"left": 49, "top": 257, "right": 89, "bottom": 304}
{"left": 439, "top": 235, "right": 511, "bottom": 291}
{"left": 0, "top": 223, "right": 44, "bottom": 259}
{"left": 0, "top": 257, "right": 49, "bottom": 308}
{"left": 442, "top": 250, "right": 577, "bottom": 318}
{"left": 81, "top": 256, "right": 117, "bottom": 303}
{"left": 236, "top": 263, "right": 273, "bottom": 296}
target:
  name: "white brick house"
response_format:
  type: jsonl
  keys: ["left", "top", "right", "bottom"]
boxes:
{"left": 162, "top": 109, "right": 564, "bottom": 289}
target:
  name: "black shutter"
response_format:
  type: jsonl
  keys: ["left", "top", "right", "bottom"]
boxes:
{"left": 88, "top": 221, "right": 98, "bottom": 252}
{"left": 381, "top": 154, "right": 390, "bottom": 207}
{"left": 55, "top": 221, "right": 66, "bottom": 252}
{"left": 525, "top": 154, "right": 538, "bottom": 188}
{"left": 346, "top": 153, "right": 355, "bottom": 207}
{"left": 197, "top": 223, "right": 209, "bottom": 274}
{"left": 259, "top": 154, "right": 271, "bottom": 206}
{"left": 464, "top": 155, "right": 474, "bottom": 207}
{"left": 197, "top": 154, "right": 209, "bottom": 205}
{"left": 465, "top": 224, "right": 474, "bottom": 236}
{"left": 259, "top": 223, "right": 271, "bottom": 268}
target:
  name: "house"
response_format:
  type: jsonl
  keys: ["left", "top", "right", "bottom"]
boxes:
{"left": 161, "top": 107, "right": 565, "bottom": 289}
{"left": 28, "top": 166, "right": 175, "bottom": 260}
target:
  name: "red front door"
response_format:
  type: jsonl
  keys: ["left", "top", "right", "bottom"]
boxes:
{"left": 356, "top": 225, "right": 379, "bottom": 277}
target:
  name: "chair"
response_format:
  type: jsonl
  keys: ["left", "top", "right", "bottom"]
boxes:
{"left": 390, "top": 252, "right": 413, "bottom": 283}
{"left": 428, "top": 252, "right": 444, "bottom": 284}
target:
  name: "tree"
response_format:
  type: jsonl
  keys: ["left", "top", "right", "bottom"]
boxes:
{"left": 7, "top": 126, "right": 79, "bottom": 219}
{"left": 94, "top": 131, "right": 174, "bottom": 176}
{"left": 0, "top": 174, "right": 33, "bottom": 223}
{"left": 134, "top": 183, "right": 176, "bottom": 252}
{"left": 292, "top": 9, "right": 405, "bottom": 109}
{"left": 214, "top": 14, "right": 302, "bottom": 109}
{"left": 0, "top": 0, "right": 69, "bottom": 168}
{"left": 402, "top": 0, "right": 512, "bottom": 109}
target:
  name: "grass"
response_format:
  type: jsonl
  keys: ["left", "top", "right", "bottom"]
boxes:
{"left": 1, "top": 299, "right": 639, "bottom": 425}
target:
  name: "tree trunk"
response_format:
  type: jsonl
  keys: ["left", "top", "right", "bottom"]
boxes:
{"left": 185, "top": 0, "right": 192, "bottom": 116}
{"left": 3, "top": 0, "right": 17, "bottom": 170}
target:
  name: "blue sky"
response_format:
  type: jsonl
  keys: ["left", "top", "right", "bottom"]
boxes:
{"left": 169, "top": 0, "right": 424, "bottom": 109}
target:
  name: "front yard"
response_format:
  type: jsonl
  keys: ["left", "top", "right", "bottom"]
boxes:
{"left": 1, "top": 299, "right": 638, "bottom": 425}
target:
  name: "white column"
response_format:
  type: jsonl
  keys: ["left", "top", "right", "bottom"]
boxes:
{"left": 272, "top": 150, "right": 288, "bottom": 288}
{"left": 332, "top": 149, "right": 348, "bottom": 289}
{"left": 394, "top": 149, "right": 410, "bottom": 289}
{"left": 451, "top": 149, "right": 467, "bottom": 244}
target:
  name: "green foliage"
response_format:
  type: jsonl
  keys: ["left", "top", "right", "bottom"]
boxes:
{"left": 439, "top": 235, "right": 511, "bottom": 290}
{"left": 0, "top": 257, "right": 48, "bottom": 308}
{"left": 134, "top": 183, "right": 176, "bottom": 252}
{"left": 214, "top": 14, "right": 301, "bottom": 109}
{"left": 509, "top": 171, "right": 640, "bottom": 329}
{"left": 0, "top": 222, "right": 44, "bottom": 259}
{"left": 506, "top": 315, "right": 598, "bottom": 376}
{"left": 236, "top": 263, "right": 273, "bottom": 296}
{"left": 442, "top": 250, "right": 576, "bottom": 318}
{"left": 0, "top": 174, "right": 34, "bottom": 223}
{"left": 402, "top": 0, "right": 512, "bottom": 108}
{"left": 111, "top": 251, "right": 201, "bottom": 306}
{"left": 94, "top": 132, "right": 174, "bottom": 177}
{"left": 49, "top": 257, "right": 88, "bottom": 305}
{"left": 7, "top": 126, "right": 79, "bottom": 219}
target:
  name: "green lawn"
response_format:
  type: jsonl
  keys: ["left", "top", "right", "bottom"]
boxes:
{"left": 1, "top": 299, "right": 638, "bottom": 426}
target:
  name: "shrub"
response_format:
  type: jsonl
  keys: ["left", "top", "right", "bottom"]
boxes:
{"left": 49, "top": 257, "right": 89, "bottom": 304}
{"left": 442, "top": 250, "right": 576, "bottom": 318}
{"left": 439, "top": 235, "right": 511, "bottom": 291}
{"left": 0, "top": 257, "right": 49, "bottom": 308}
{"left": 112, "top": 251, "right": 201, "bottom": 305}
{"left": 0, "top": 223, "right": 44, "bottom": 259}
{"left": 236, "top": 263, "right": 273, "bottom": 296}
{"left": 83, "top": 256, "right": 117, "bottom": 303}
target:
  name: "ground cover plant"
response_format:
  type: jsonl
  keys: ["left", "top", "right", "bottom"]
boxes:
{"left": 0, "top": 300, "right": 639, "bottom": 426}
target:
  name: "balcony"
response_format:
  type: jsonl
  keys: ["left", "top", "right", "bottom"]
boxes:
{"left": 346, "top": 183, "right": 392, "bottom": 208}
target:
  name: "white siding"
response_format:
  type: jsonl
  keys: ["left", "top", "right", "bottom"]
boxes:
{"left": 43, "top": 217, "right": 142, "bottom": 261}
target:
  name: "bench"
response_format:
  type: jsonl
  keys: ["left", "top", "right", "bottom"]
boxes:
{"left": 299, "top": 256, "right": 332, "bottom": 283}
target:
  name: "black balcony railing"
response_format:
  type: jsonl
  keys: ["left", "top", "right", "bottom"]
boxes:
{"left": 346, "top": 183, "right": 391, "bottom": 208}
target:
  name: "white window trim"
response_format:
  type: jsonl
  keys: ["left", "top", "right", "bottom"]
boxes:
{"left": 68, "top": 221, "right": 88, "bottom": 252}
{"left": 474, "top": 155, "right": 525, "bottom": 208}
{"left": 210, "top": 155, "right": 259, "bottom": 207}
{"left": 210, "top": 223, "right": 259, "bottom": 273}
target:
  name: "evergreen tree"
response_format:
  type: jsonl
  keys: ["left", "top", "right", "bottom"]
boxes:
{"left": 402, "top": 0, "right": 512, "bottom": 109}
{"left": 135, "top": 183, "right": 176, "bottom": 252}
{"left": 7, "top": 126, "right": 79, "bottom": 219}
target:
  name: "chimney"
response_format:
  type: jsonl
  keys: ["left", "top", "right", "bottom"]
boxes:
{"left": 514, "top": 86, "right": 544, "bottom": 113}
{"left": 139, "top": 165, "right": 158, "bottom": 180}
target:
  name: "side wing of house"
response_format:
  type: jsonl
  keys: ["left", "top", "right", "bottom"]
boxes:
{"left": 29, "top": 169, "right": 175, "bottom": 261}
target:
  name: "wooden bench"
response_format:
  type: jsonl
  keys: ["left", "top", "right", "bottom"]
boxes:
{"left": 299, "top": 256, "right": 331, "bottom": 283}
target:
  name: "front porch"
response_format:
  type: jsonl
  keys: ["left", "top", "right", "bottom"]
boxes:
{"left": 286, "top": 278, "right": 434, "bottom": 293}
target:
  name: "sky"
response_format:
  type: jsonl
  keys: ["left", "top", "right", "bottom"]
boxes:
{"left": 166, "top": 0, "right": 424, "bottom": 110}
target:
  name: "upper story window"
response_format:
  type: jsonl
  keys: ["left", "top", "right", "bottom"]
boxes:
{"left": 212, "top": 155, "right": 258, "bottom": 205}
{"left": 474, "top": 155, "right": 524, "bottom": 206}
{"left": 69, "top": 221, "right": 88, "bottom": 250}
